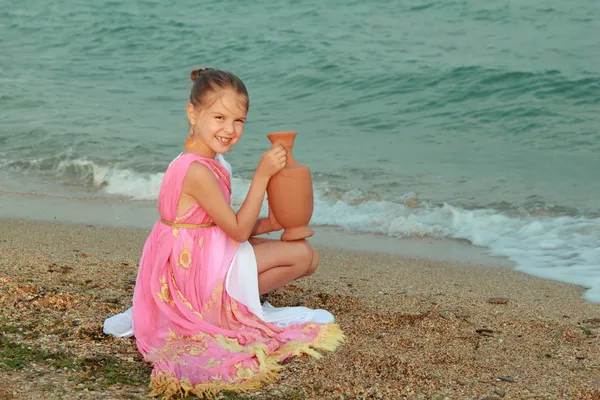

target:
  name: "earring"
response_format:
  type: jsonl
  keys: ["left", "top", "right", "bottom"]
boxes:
{"left": 185, "top": 123, "right": 195, "bottom": 150}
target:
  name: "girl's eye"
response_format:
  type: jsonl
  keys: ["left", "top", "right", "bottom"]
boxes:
{"left": 236, "top": 119, "right": 245, "bottom": 124}
{"left": 215, "top": 116, "right": 224, "bottom": 120}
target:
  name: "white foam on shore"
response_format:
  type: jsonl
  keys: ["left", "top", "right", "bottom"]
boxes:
{"left": 236, "top": 181, "right": 600, "bottom": 303}
{"left": 311, "top": 195, "right": 600, "bottom": 302}
{"left": 102, "top": 169, "right": 165, "bottom": 200}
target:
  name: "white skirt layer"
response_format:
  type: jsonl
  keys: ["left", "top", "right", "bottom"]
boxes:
{"left": 103, "top": 241, "right": 333, "bottom": 338}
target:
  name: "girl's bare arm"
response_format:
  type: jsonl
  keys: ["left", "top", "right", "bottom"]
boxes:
{"left": 183, "top": 145, "right": 286, "bottom": 242}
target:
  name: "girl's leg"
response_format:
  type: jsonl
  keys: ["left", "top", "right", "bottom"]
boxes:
{"left": 306, "top": 249, "right": 319, "bottom": 275}
{"left": 249, "top": 238, "right": 320, "bottom": 295}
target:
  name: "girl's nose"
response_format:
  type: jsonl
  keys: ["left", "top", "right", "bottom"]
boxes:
{"left": 223, "top": 122, "right": 235, "bottom": 134}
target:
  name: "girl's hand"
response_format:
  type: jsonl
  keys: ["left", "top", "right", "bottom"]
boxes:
{"left": 256, "top": 143, "right": 287, "bottom": 179}
{"left": 268, "top": 204, "right": 283, "bottom": 231}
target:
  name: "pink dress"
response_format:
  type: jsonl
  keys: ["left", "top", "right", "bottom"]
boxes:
{"left": 131, "top": 152, "right": 344, "bottom": 398}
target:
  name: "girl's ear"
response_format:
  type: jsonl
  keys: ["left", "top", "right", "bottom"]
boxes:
{"left": 186, "top": 103, "right": 196, "bottom": 126}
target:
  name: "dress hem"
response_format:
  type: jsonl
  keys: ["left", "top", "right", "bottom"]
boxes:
{"left": 148, "top": 322, "right": 346, "bottom": 399}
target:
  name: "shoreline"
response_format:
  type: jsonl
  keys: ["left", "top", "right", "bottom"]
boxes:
{"left": 0, "top": 218, "right": 599, "bottom": 398}
{"left": 0, "top": 189, "right": 512, "bottom": 268}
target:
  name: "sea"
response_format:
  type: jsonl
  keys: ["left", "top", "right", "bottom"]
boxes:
{"left": 1, "top": 0, "right": 599, "bottom": 301}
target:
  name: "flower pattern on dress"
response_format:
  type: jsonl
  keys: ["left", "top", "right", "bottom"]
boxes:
{"left": 178, "top": 241, "right": 192, "bottom": 269}
{"left": 156, "top": 275, "right": 174, "bottom": 305}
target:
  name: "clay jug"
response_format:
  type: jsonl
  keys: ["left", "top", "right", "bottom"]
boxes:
{"left": 266, "top": 131, "right": 314, "bottom": 241}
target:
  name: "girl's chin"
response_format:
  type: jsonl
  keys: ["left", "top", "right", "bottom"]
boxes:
{"left": 214, "top": 139, "right": 235, "bottom": 151}
{"left": 209, "top": 146, "right": 231, "bottom": 156}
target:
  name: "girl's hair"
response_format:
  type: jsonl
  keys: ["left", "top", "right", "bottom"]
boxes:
{"left": 189, "top": 68, "right": 249, "bottom": 111}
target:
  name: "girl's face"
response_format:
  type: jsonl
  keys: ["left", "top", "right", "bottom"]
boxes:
{"left": 186, "top": 89, "right": 247, "bottom": 158}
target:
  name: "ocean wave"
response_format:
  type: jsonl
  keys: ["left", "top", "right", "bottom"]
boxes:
{"left": 419, "top": 66, "right": 600, "bottom": 103}
{"left": 4, "top": 156, "right": 107, "bottom": 186}
{"left": 2, "top": 155, "right": 163, "bottom": 199}
{"left": 308, "top": 193, "right": 600, "bottom": 303}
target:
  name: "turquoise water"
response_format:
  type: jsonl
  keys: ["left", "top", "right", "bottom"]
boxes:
{"left": 2, "top": 0, "right": 600, "bottom": 300}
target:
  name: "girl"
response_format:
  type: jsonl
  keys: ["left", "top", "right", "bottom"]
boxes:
{"left": 107, "top": 68, "right": 344, "bottom": 398}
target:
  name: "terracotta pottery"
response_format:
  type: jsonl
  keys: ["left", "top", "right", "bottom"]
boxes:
{"left": 266, "top": 131, "right": 314, "bottom": 241}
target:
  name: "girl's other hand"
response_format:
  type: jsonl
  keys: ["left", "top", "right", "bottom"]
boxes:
{"left": 268, "top": 205, "right": 283, "bottom": 231}
{"left": 256, "top": 143, "right": 287, "bottom": 178}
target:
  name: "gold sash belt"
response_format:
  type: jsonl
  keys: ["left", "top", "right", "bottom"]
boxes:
{"left": 160, "top": 219, "right": 216, "bottom": 229}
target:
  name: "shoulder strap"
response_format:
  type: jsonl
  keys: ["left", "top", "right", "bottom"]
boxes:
{"left": 158, "top": 153, "right": 231, "bottom": 221}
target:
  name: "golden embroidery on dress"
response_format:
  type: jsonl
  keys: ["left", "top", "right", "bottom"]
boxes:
{"left": 166, "top": 270, "right": 195, "bottom": 311}
{"left": 148, "top": 328, "right": 208, "bottom": 365}
{"left": 206, "top": 358, "right": 222, "bottom": 368}
{"left": 235, "top": 363, "right": 255, "bottom": 381}
{"left": 156, "top": 275, "right": 174, "bottom": 305}
{"left": 202, "top": 282, "right": 223, "bottom": 313}
{"left": 207, "top": 161, "right": 231, "bottom": 193}
{"left": 176, "top": 288, "right": 194, "bottom": 310}
{"left": 178, "top": 241, "right": 192, "bottom": 269}
{"left": 214, "top": 334, "right": 246, "bottom": 353}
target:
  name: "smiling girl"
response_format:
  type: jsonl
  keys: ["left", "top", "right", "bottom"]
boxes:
{"left": 117, "top": 68, "right": 344, "bottom": 398}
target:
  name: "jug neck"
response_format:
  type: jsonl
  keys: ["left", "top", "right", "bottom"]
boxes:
{"left": 267, "top": 131, "right": 299, "bottom": 167}
{"left": 267, "top": 131, "right": 296, "bottom": 151}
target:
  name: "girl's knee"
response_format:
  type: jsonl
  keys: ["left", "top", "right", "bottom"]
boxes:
{"left": 297, "top": 240, "right": 313, "bottom": 263}
{"left": 305, "top": 248, "right": 320, "bottom": 276}
{"left": 288, "top": 240, "right": 312, "bottom": 273}
{"left": 296, "top": 241, "right": 318, "bottom": 276}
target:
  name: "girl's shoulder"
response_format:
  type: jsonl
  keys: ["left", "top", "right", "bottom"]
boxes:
{"left": 162, "top": 152, "right": 232, "bottom": 196}
{"left": 167, "top": 152, "right": 231, "bottom": 182}
{"left": 167, "top": 152, "right": 211, "bottom": 171}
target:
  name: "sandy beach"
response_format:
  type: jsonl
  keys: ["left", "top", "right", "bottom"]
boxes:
{"left": 0, "top": 219, "right": 598, "bottom": 399}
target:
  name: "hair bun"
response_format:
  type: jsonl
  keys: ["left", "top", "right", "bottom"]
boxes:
{"left": 190, "top": 68, "right": 216, "bottom": 81}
